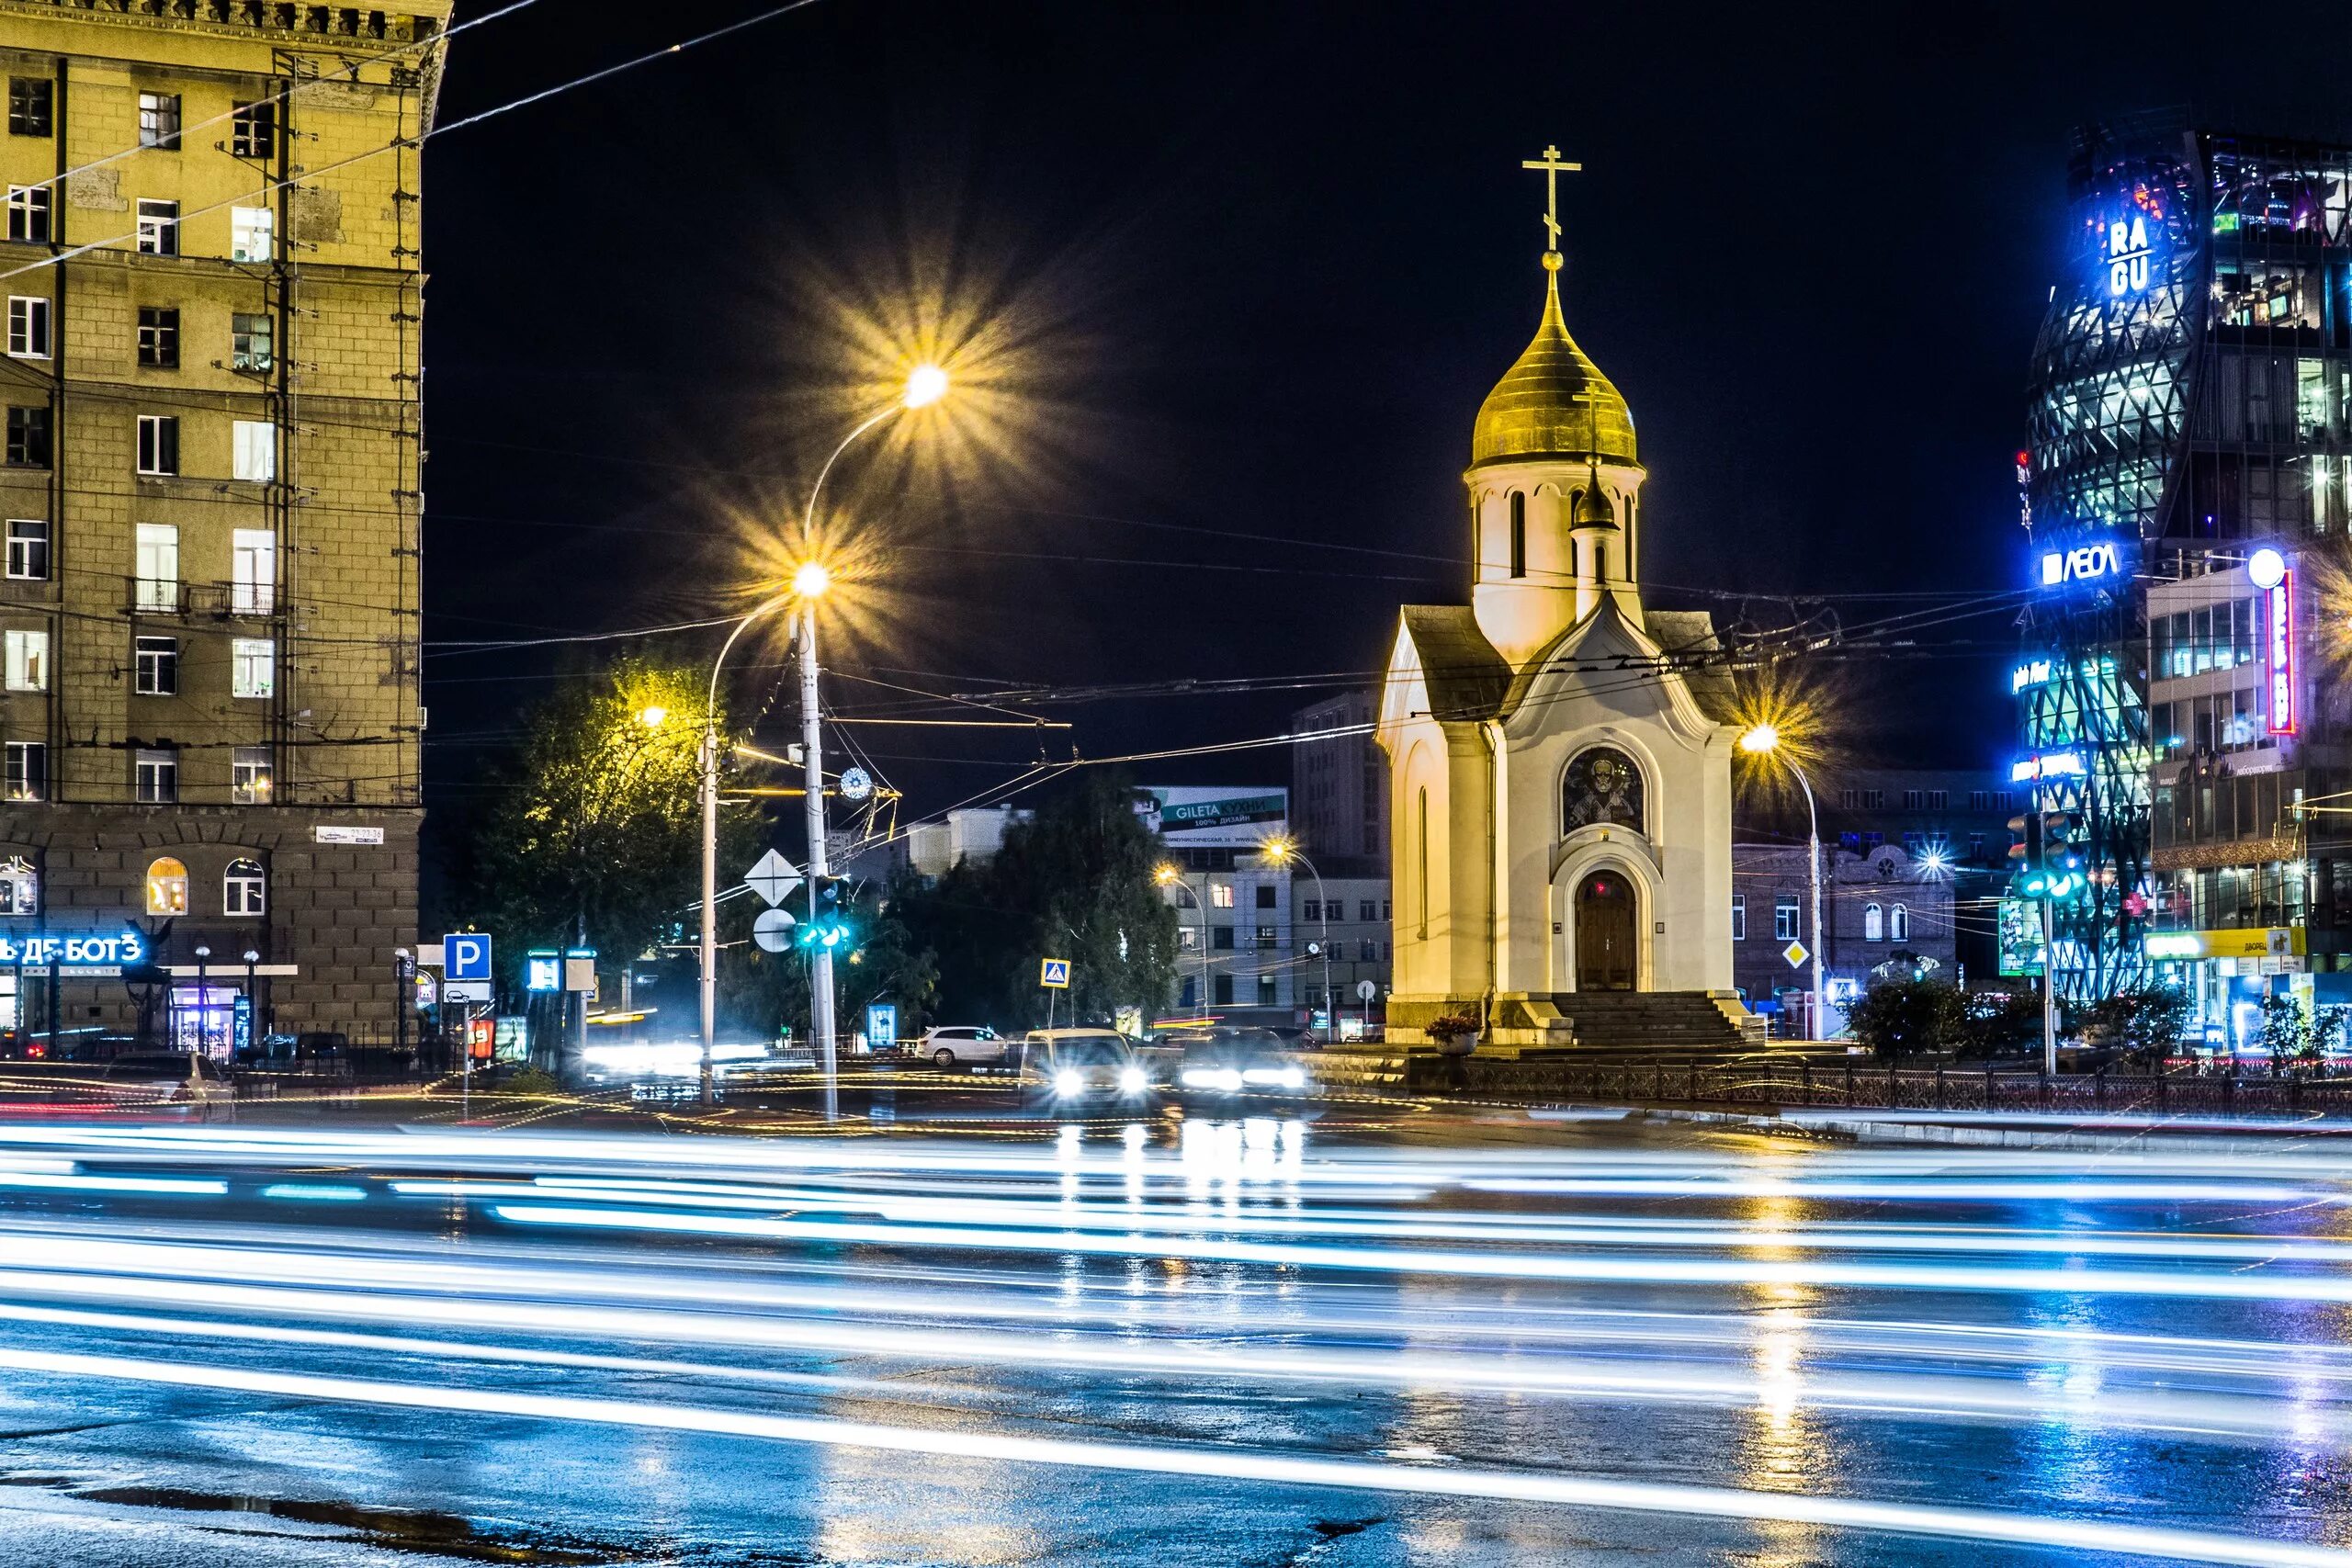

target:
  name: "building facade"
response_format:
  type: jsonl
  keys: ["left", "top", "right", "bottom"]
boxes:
{"left": 2018, "top": 116, "right": 2352, "bottom": 1020}
{"left": 1294, "top": 857, "right": 1388, "bottom": 1036}
{"left": 0, "top": 6, "right": 443, "bottom": 1053}
{"left": 1732, "top": 841, "right": 1961, "bottom": 1034}
{"left": 1291, "top": 690, "right": 1386, "bottom": 864}
{"left": 1377, "top": 199, "right": 1742, "bottom": 1046}
{"left": 1144, "top": 785, "right": 1295, "bottom": 1017}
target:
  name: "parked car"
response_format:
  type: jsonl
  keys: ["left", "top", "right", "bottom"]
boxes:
{"left": 1013, "top": 1028, "right": 1152, "bottom": 1105}
{"left": 100, "top": 1052, "right": 233, "bottom": 1113}
{"left": 920, "top": 1025, "right": 1009, "bottom": 1071}
{"left": 1175, "top": 1028, "right": 1308, "bottom": 1100}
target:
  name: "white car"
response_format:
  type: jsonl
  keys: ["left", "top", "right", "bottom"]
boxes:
{"left": 100, "top": 1052, "right": 232, "bottom": 1115}
{"left": 920, "top": 1025, "right": 1008, "bottom": 1071}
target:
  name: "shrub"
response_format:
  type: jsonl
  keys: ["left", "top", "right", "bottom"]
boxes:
{"left": 1845, "top": 978, "right": 1965, "bottom": 1060}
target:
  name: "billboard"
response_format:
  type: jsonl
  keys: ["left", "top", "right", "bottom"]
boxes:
{"left": 1135, "top": 785, "right": 1287, "bottom": 847}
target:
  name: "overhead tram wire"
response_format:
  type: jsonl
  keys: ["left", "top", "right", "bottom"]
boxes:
{"left": 0, "top": 0, "right": 833, "bottom": 286}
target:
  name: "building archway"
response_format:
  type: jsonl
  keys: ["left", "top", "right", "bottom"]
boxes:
{"left": 1574, "top": 870, "right": 1637, "bottom": 991}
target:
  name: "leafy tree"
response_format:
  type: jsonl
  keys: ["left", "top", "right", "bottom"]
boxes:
{"left": 2083, "top": 984, "right": 2192, "bottom": 1066}
{"left": 898, "top": 773, "right": 1180, "bottom": 1029}
{"left": 1845, "top": 978, "right": 1965, "bottom": 1059}
{"left": 465, "top": 658, "right": 762, "bottom": 995}
{"left": 1956, "top": 988, "right": 2043, "bottom": 1061}
{"left": 2259, "top": 992, "right": 2312, "bottom": 1070}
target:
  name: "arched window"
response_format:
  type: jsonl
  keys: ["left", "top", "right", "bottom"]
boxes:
{"left": 1561, "top": 747, "right": 1645, "bottom": 837}
{"left": 1863, "top": 902, "right": 1884, "bottom": 942}
{"left": 1889, "top": 903, "right": 1909, "bottom": 942}
{"left": 223, "top": 858, "right": 266, "bottom": 918}
{"left": 1507, "top": 491, "right": 1526, "bottom": 580}
{"left": 1415, "top": 785, "right": 1430, "bottom": 937}
{"left": 145, "top": 856, "right": 187, "bottom": 916}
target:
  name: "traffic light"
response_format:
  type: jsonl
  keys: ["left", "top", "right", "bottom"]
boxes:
{"left": 2007, "top": 812, "right": 2049, "bottom": 897}
{"left": 797, "top": 875, "right": 853, "bottom": 951}
{"left": 2041, "top": 809, "right": 2086, "bottom": 898}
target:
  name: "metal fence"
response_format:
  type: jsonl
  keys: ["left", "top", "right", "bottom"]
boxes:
{"left": 1453, "top": 1057, "right": 2352, "bottom": 1119}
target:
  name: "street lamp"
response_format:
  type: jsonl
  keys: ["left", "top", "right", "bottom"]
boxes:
{"left": 1739, "top": 723, "right": 1828, "bottom": 1043}
{"left": 697, "top": 365, "right": 948, "bottom": 1112}
{"left": 1156, "top": 862, "right": 1214, "bottom": 1015}
{"left": 1258, "top": 835, "right": 1332, "bottom": 1042}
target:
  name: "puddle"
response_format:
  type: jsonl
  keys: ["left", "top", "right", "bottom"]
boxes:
{"left": 69, "top": 1484, "right": 650, "bottom": 1565}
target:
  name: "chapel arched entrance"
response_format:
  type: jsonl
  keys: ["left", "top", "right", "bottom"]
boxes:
{"left": 1574, "top": 870, "right": 1638, "bottom": 991}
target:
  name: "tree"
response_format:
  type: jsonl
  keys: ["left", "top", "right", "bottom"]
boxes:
{"left": 2082, "top": 984, "right": 2192, "bottom": 1066}
{"left": 1845, "top": 978, "right": 1965, "bottom": 1059}
{"left": 898, "top": 773, "right": 1180, "bottom": 1029}
{"left": 465, "top": 658, "right": 761, "bottom": 994}
{"left": 721, "top": 874, "right": 939, "bottom": 1043}
{"left": 2258, "top": 992, "right": 2312, "bottom": 1071}
{"left": 1956, "top": 988, "right": 2043, "bottom": 1061}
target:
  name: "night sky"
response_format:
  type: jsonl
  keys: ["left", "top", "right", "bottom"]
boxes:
{"left": 417, "top": 0, "right": 2352, "bottom": 831}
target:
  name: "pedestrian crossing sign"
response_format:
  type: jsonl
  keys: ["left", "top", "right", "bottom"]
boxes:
{"left": 1039, "top": 957, "right": 1071, "bottom": 989}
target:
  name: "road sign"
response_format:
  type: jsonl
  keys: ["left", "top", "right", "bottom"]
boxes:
{"left": 441, "top": 980, "right": 492, "bottom": 1004}
{"left": 563, "top": 949, "right": 596, "bottom": 993}
{"left": 840, "top": 766, "right": 873, "bottom": 802}
{"left": 745, "top": 849, "right": 802, "bottom": 909}
{"left": 1039, "top": 957, "right": 1071, "bottom": 989}
{"left": 1781, "top": 940, "right": 1809, "bottom": 970}
{"left": 444, "top": 933, "right": 492, "bottom": 983}
{"left": 865, "top": 1001, "right": 897, "bottom": 1046}
{"left": 1355, "top": 979, "right": 1377, "bottom": 1002}
{"left": 524, "top": 952, "right": 560, "bottom": 993}
{"left": 752, "top": 908, "right": 797, "bottom": 953}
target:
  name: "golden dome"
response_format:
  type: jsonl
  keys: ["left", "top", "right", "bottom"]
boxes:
{"left": 1470, "top": 271, "right": 1636, "bottom": 468}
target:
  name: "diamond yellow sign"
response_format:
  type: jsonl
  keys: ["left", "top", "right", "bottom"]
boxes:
{"left": 1781, "top": 941, "right": 1809, "bottom": 969}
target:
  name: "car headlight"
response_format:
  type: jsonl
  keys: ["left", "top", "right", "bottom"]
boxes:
{"left": 1053, "top": 1069, "right": 1084, "bottom": 1096}
{"left": 1118, "top": 1066, "right": 1148, "bottom": 1094}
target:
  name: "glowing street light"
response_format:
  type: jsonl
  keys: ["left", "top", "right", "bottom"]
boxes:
{"left": 1738, "top": 722, "right": 1827, "bottom": 1042}
{"left": 697, "top": 369, "right": 950, "bottom": 1112}
{"left": 638, "top": 705, "right": 669, "bottom": 728}
{"left": 1257, "top": 835, "right": 1335, "bottom": 1042}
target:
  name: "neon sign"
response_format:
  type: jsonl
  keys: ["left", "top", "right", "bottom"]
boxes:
{"left": 2107, "top": 212, "right": 2153, "bottom": 296}
{"left": 2010, "top": 751, "right": 2086, "bottom": 784}
{"left": 2010, "top": 658, "right": 2053, "bottom": 694}
{"left": 0, "top": 930, "right": 146, "bottom": 968}
{"left": 2041, "top": 539, "right": 2122, "bottom": 586}
{"left": 2268, "top": 570, "right": 2297, "bottom": 735}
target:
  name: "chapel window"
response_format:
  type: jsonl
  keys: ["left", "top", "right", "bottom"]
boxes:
{"left": 1561, "top": 747, "right": 1645, "bottom": 837}
{"left": 1508, "top": 491, "right": 1526, "bottom": 580}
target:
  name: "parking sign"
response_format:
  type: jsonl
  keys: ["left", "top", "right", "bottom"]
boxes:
{"left": 445, "top": 933, "right": 492, "bottom": 982}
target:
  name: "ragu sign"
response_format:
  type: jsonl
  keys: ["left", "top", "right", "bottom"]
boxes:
{"left": 2107, "top": 212, "right": 2154, "bottom": 296}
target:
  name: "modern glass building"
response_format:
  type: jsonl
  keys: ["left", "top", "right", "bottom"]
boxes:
{"left": 2018, "top": 113, "right": 2352, "bottom": 1026}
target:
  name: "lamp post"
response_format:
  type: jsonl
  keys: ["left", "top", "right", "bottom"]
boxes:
{"left": 1156, "top": 863, "right": 1216, "bottom": 1014}
{"left": 191, "top": 944, "right": 209, "bottom": 1059}
{"left": 1258, "top": 836, "right": 1332, "bottom": 1041}
{"left": 1738, "top": 725, "right": 1828, "bottom": 1042}
{"left": 696, "top": 365, "right": 947, "bottom": 1112}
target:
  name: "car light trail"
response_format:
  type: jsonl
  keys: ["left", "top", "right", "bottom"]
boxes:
{"left": 0, "top": 1344, "right": 2332, "bottom": 1567}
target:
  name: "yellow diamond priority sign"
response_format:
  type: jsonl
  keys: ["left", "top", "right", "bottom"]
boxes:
{"left": 1781, "top": 941, "right": 1809, "bottom": 969}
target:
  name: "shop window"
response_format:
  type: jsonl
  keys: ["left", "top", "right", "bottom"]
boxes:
{"left": 223, "top": 859, "right": 265, "bottom": 917}
{"left": 144, "top": 854, "right": 187, "bottom": 914}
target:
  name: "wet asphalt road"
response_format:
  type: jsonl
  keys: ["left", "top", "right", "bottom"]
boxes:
{"left": 0, "top": 1089, "right": 2346, "bottom": 1565}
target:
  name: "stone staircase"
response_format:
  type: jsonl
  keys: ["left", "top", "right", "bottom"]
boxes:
{"left": 1555, "top": 992, "right": 1748, "bottom": 1052}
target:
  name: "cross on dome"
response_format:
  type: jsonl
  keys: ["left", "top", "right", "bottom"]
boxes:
{"left": 1520, "top": 144, "right": 1582, "bottom": 270}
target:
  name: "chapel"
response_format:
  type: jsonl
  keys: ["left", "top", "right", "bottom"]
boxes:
{"left": 1375, "top": 156, "right": 1748, "bottom": 1047}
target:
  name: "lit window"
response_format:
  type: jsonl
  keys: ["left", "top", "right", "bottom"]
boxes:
{"left": 5, "top": 186, "right": 49, "bottom": 243}
{"left": 6, "top": 297, "right": 47, "bottom": 358}
{"left": 231, "top": 206, "right": 273, "bottom": 264}
{"left": 136, "top": 415, "right": 178, "bottom": 476}
{"left": 134, "top": 752, "right": 178, "bottom": 807}
{"left": 0, "top": 855, "right": 34, "bottom": 914}
{"left": 231, "top": 745, "right": 272, "bottom": 805}
{"left": 1890, "top": 904, "right": 1909, "bottom": 942}
{"left": 132, "top": 634, "right": 178, "bottom": 696}
{"left": 6, "top": 406, "right": 48, "bottom": 467}
{"left": 136, "top": 306, "right": 178, "bottom": 368}
{"left": 1209, "top": 882, "right": 1234, "bottom": 909}
{"left": 134, "top": 523, "right": 178, "bottom": 609}
{"left": 3, "top": 626, "right": 46, "bottom": 691}
{"left": 231, "top": 99, "right": 276, "bottom": 161}
{"left": 136, "top": 92, "right": 180, "bottom": 151}
{"left": 143, "top": 853, "right": 188, "bottom": 913}
{"left": 232, "top": 637, "right": 273, "bottom": 699}
{"left": 135, "top": 199, "right": 177, "bottom": 256}
{"left": 231, "top": 312, "right": 272, "bottom": 372}
{"left": 231, "top": 421, "right": 277, "bottom": 485}
{"left": 223, "top": 858, "right": 266, "bottom": 917}
{"left": 6, "top": 519, "right": 46, "bottom": 581}
{"left": 1731, "top": 893, "right": 1747, "bottom": 942}
{"left": 8, "top": 79, "right": 52, "bottom": 139}
{"left": 232, "top": 528, "right": 275, "bottom": 611}
{"left": 1863, "top": 902, "right": 1884, "bottom": 942}
{"left": 3, "top": 742, "right": 43, "bottom": 803}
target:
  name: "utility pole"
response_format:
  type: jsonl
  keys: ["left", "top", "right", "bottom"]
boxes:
{"left": 799, "top": 607, "right": 838, "bottom": 1122}
{"left": 2041, "top": 897, "right": 2058, "bottom": 1075}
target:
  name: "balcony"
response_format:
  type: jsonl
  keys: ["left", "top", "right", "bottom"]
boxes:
{"left": 127, "top": 580, "right": 278, "bottom": 620}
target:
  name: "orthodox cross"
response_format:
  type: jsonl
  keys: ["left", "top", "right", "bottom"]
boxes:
{"left": 1521, "top": 144, "right": 1582, "bottom": 258}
